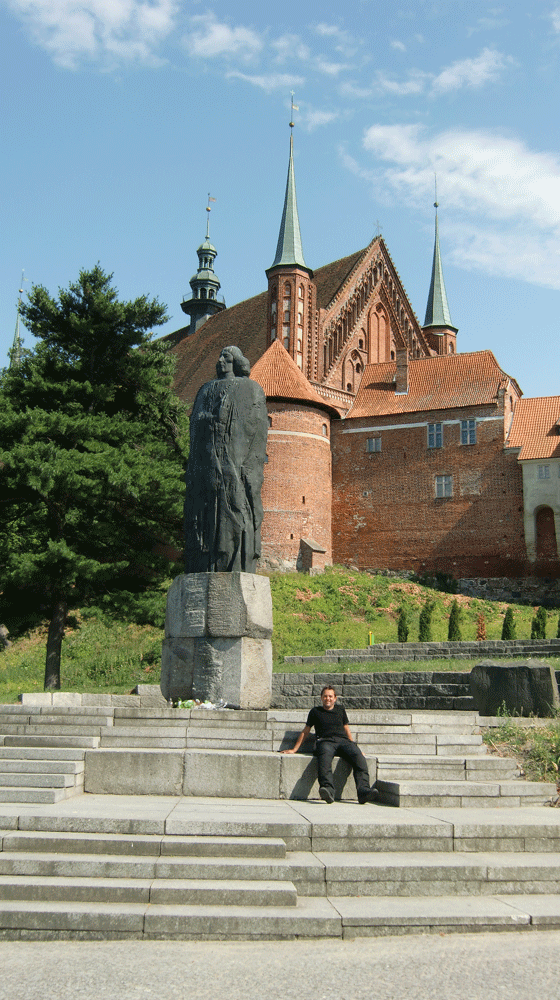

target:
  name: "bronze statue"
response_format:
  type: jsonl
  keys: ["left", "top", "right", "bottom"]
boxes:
{"left": 184, "top": 346, "right": 268, "bottom": 573}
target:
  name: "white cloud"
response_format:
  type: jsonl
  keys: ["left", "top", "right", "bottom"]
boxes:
{"left": 390, "top": 40, "right": 406, "bottom": 52}
{"left": 431, "top": 48, "right": 512, "bottom": 93}
{"left": 7, "top": 0, "right": 178, "bottom": 69}
{"left": 339, "top": 81, "right": 372, "bottom": 99}
{"left": 316, "top": 58, "right": 347, "bottom": 76}
{"left": 271, "top": 34, "right": 310, "bottom": 64}
{"left": 376, "top": 69, "right": 428, "bottom": 95}
{"left": 226, "top": 71, "right": 305, "bottom": 93}
{"left": 184, "top": 13, "right": 262, "bottom": 60}
{"left": 375, "top": 48, "right": 511, "bottom": 98}
{"left": 303, "top": 110, "right": 339, "bottom": 131}
{"left": 358, "top": 123, "right": 560, "bottom": 289}
{"left": 552, "top": 6, "right": 560, "bottom": 32}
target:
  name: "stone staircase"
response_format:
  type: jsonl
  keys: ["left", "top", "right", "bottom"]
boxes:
{"left": 1, "top": 697, "right": 559, "bottom": 939}
{"left": 0, "top": 701, "right": 553, "bottom": 807}
{"left": 2, "top": 799, "right": 560, "bottom": 939}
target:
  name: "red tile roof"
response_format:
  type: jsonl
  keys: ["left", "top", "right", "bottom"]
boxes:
{"left": 348, "top": 351, "right": 518, "bottom": 418}
{"left": 162, "top": 249, "right": 369, "bottom": 405}
{"left": 507, "top": 396, "right": 560, "bottom": 460}
{"left": 251, "top": 340, "right": 340, "bottom": 415}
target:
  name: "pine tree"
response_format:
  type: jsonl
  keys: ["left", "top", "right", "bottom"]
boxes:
{"left": 531, "top": 606, "right": 547, "bottom": 640}
{"left": 418, "top": 601, "right": 434, "bottom": 642}
{"left": 0, "top": 266, "right": 189, "bottom": 690}
{"left": 397, "top": 605, "right": 409, "bottom": 642}
{"left": 501, "top": 607, "right": 516, "bottom": 640}
{"left": 557, "top": 613, "right": 560, "bottom": 640}
{"left": 476, "top": 612, "right": 487, "bottom": 641}
{"left": 447, "top": 599, "right": 462, "bottom": 641}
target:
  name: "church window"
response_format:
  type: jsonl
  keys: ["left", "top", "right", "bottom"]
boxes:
{"left": 538, "top": 465, "right": 551, "bottom": 480}
{"left": 200, "top": 289, "right": 207, "bottom": 299}
{"left": 299, "top": 285, "right": 304, "bottom": 299}
{"left": 366, "top": 437, "right": 381, "bottom": 453}
{"left": 428, "top": 423, "right": 443, "bottom": 449}
{"left": 268, "top": 416, "right": 272, "bottom": 428}
{"left": 461, "top": 419, "right": 476, "bottom": 445}
{"left": 359, "top": 338, "right": 364, "bottom": 349}
{"left": 356, "top": 363, "right": 362, "bottom": 374}
{"left": 208, "top": 290, "right": 214, "bottom": 299}
{"left": 347, "top": 383, "right": 352, "bottom": 391}
{"left": 322, "top": 423, "right": 328, "bottom": 437}
{"left": 435, "top": 475, "right": 452, "bottom": 498}
{"left": 390, "top": 350, "right": 395, "bottom": 360}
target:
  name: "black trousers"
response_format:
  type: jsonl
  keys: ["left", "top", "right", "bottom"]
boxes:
{"left": 315, "top": 737, "right": 371, "bottom": 797}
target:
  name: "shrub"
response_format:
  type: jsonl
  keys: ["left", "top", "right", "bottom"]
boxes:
{"left": 418, "top": 601, "right": 434, "bottom": 642}
{"left": 531, "top": 606, "right": 547, "bottom": 640}
{"left": 476, "top": 613, "right": 487, "bottom": 641}
{"left": 501, "top": 607, "right": 516, "bottom": 640}
{"left": 397, "top": 606, "right": 409, "bottom": 642}
{"left": 447, "top": 599, "right": 462, "bottom": 641}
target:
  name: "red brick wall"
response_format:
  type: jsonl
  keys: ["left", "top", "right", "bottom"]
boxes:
{"left": 331, "top": 403, "right": 527, "bottom": 577}
{"left": 260, "top": 402, "right": 332, "bottom": 569}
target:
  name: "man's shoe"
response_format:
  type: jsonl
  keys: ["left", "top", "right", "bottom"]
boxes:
{"left": 358, "top": 786, "right": 379, "bottom": 804}
{"left": 319, "top": 786, "right": 335, "bottom": 804}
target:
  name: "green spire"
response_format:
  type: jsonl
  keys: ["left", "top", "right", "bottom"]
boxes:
{"left": 270, "top": 133, "right": 307, "bottom": 270}
{"left": 9, "top": 275, "right": 25, "bottom": 368}
{"left": 423, "top": 202, "right": 457, "bottom": 332}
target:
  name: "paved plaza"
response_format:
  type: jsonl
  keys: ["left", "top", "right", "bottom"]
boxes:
{"left": 1, "top": 930, "right": 560, "bottom": 1000}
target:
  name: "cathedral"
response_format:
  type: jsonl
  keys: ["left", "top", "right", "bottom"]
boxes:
{"left": 164, "top": 132, "right": 560, "bottom": 581}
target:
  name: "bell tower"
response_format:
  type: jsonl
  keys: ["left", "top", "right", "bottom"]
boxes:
{"left": 180, "top": 196, "right": 226, "bottom": 336}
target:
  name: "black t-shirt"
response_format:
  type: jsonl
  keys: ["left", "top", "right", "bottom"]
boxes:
{"left": 306, "top": 703, "right": 349, "bottom": 739}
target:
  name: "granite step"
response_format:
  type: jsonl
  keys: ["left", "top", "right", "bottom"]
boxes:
{"left": 0, "top": 831, "right": 287, "bottom": 859}
{"left": 377, "top": 778, "right": 553, "bottom": 808}
{"left": 0, "top": 894, "right": 559, "bottom": 940}
{"left": 0, "top": 787, "right": 76, "bottom": 804}
{"left": 0, "top": 897, "right": 339, "bottom": 940}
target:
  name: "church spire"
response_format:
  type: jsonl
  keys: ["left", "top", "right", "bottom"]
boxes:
{"left": 180, "top": 195, "right": 226, "bottom": 335}
{"left": 269, "top": 101, "right": 308, "bottom": 271}
{"left": 423, "top": 194, "right": 458, "bottom": 355}
{"left": 265, "top": 100, "right": 315, "bottom": 373}
{"left": 9, "top": 273, "right": 26, "bottom": 369}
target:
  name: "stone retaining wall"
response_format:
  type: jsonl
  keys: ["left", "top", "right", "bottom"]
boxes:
{"left": 457, "top": 577, "right": 560, "bottom": 605}
{"left": 285, "top": 637, "right": 560, "bottom": 666}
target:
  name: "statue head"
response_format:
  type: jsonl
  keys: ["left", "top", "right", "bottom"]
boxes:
{"left": 216, "top": 345, "right": 250, "bottom": 379}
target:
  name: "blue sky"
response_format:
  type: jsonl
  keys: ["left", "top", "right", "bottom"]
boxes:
{"left": 2, "top": 1, "right": 560, "bottom": 398}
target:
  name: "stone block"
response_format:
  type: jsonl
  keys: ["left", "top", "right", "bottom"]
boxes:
{"left": 84, "top": 749, "right": 184, "bottom": 795}
{"left": 280, "top": 752, "right": 377, "bottom": 800}
{"left": 51, "top": 693, "right": 83, "bottom": 707}
{"left": 19, "top": 694, "right": 52, "bottom": 706}
{"left": 470, "top": 660, "right": 560, "bottom": 717}
{"left": 183, "top": 749, "right": 281, "bottom": 798}
{"left": 165, "top": 572, "right": 272, "bottom": 640}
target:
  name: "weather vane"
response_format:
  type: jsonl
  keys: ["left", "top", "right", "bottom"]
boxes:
{"left": 205, "top": 193, "right": 216, "bottom": 238}
{"left": 289, "top": 92, "right": 299, "bottom": 129}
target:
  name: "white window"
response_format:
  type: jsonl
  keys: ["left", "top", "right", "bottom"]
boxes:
{"left": 538, "top": 465, "right": 550, "bottom": 480}
{"left": 428, "top": 423, "right": 443, "bottom": 449}
{"left": 366, "top": 438, "right": 381, "bottom": 453}
{"left": 461, "top": 419, "right": 476, "bottom": 445}
{"left": 435, "top": 474, "right": 452, "bottom": 498}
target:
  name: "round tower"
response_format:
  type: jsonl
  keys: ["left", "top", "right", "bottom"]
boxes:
{"left": 251, "top": 340, "right": 339, "bottom": 572}
{"left": 181, "top": 199, "right": 226, "bottom": 335}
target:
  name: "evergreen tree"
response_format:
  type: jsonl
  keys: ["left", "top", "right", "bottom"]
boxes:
{"left": 531, "top": 606, "right": 547, "bottom": 640}
{"left": 418, "top": 601, "right": 434, "bottom": 642}
{"left": 476, "top": 612, "right": 487, "bottom": 641}
{"left": 0, "top": 266, "right": 189, "bottom": 690}
{"left": 557, "top": 613, "right": 560, "bottom": 640}
{"left": 397, "top": 605, "right": 409, "bottom": 642}
{"left": 501, "top": 607, "right": 516, "bottom": 640}
{"left": 447, "top": 599, "right": 462, "bottom": 641}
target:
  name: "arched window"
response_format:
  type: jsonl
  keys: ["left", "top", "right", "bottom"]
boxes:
{"left": 322, "top": 423, "right": 328, "bottom": 437}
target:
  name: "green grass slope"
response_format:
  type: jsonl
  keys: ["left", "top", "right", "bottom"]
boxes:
{"left": 0, "top": 567, "right": 558, "bottom": 701}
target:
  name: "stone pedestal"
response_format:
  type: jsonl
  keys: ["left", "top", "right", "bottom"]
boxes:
{"left": 160, "top": 573, "right": 273, "bottom": 709}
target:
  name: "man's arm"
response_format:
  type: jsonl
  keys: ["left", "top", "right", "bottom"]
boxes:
{"left": 343, "top": 724, "right": 354, "bottom": 742}
{"left": 281, "top": 725, "right": 311, "bottom": 754}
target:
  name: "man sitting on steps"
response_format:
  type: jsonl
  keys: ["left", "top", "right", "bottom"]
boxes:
{"left": 281, "top": 685, "right": 379, "bottom": 804}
